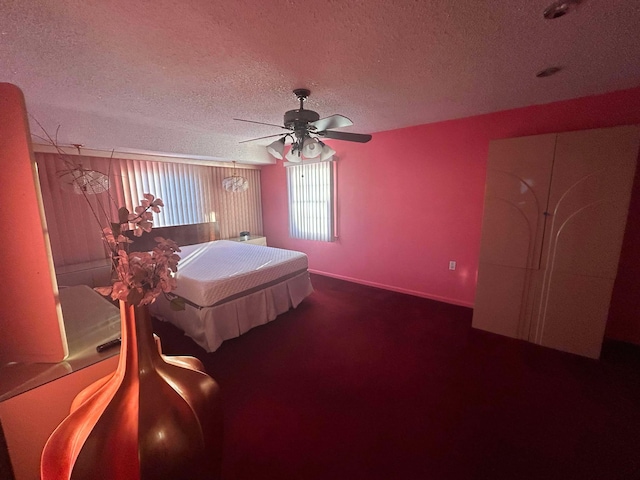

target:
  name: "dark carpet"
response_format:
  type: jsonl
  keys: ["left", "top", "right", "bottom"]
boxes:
{"left": 153, "top": 273, "right": 640, "bottom": 480}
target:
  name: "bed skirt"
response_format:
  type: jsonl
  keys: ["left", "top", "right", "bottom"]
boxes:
{"left": 150, "top": 271, "right": 313, "bottom": 352}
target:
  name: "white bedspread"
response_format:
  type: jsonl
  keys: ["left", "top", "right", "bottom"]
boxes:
{"left": 172, "top": 240, "right": 309, "bottom": 307}
{"left": 150, "top": 241, "right": 313, "bottom": 352}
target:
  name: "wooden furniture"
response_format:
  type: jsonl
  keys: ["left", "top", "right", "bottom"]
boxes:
{"left": 473, "top": 125, "right": 640, "bottom": 359}
{"left": 226, "top": 235, "right": 267, "bottom": 246}
{"left": 125, "top": 221, "right": 219, "bottom": 252}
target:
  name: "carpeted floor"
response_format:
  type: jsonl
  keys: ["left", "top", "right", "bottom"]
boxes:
{"left": 153, "top": 273, "right": 640, "bottom": 480}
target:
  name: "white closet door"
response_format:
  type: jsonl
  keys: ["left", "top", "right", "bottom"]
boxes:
{"left": 472, "top": 134, "right": 556, "bottom": 339}
{"left": 530, "top": 126, "right": 640, "bottom": 358}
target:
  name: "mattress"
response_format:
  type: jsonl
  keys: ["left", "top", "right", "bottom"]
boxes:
{"left": 150, "top": 240, "right": 313, "bottom": 352}
{"left": 171, "top": 240, "right": 309, "bottom": 307}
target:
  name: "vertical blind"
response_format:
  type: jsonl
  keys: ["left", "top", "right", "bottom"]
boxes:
{"left": 35, "top": 153, "right": 121, "bottom": 267}
{"left": 112, "top": 160, "right": 218, "bottom": 227}
{"left": 35, "top": 152, "right": 263, "bottom": 267}
{"left": 287, "top": 161, "right": 334, "bottom": 241}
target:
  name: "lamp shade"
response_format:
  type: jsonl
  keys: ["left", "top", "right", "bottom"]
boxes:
{"left": 301, "top": 138, "right": 322, "bottom": 158}
{"left": 266, "top": 137, "right": 286, "bottom": 159}
{"left": 319, "top": 142, "right": 336, "bottom": 161}
{"left": 285, "top": 147, "right": 302, "bottom": 163}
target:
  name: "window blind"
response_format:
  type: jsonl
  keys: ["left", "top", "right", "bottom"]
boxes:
{"left": 113, "top": 159, "right": 216, "bottom": 227}
{"left": 287, "top": 161, "right": 334, "bottom": 241}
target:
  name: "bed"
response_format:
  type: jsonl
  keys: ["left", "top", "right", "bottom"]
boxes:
{"left": 134, "top": 224, "right": 313, "bottom": 352}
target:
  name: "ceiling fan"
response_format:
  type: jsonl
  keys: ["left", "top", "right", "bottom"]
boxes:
{"left": 234, "top": 89, "right": 372, "bottom": 162}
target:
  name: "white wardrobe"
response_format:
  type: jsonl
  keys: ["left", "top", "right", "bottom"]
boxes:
{"left": 472, "top": 125, "right": 640, "bottom": 359}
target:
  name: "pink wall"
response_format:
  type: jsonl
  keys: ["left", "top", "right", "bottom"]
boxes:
{"left": 260, "top": 86, "right": 640, "bottom": 344}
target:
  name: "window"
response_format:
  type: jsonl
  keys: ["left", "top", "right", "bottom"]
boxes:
{"left": 116, "top": 159, "right": 215, "bottom": 227}
{"left": 287, "top": 161, "right": 335, "bottom": 241}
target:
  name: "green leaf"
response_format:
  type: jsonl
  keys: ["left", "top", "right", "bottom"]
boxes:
{"left": 169, "top": 297, "right": 186, "bottom": 311}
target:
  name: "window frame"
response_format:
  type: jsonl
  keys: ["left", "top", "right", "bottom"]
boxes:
{"left": 286, "top": 159, "right": 336, "bottom": 242}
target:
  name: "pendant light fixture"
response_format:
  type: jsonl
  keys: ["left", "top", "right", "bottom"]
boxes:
{"left": 57, "top": 144, "right": 110, "bottom": 195}
{"left": 222, "top": 161, "right": 249, "bottom": 193}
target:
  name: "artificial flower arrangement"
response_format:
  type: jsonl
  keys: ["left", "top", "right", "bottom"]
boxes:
{"left": 94, "top": 194, "right": 181, "bottom": 306}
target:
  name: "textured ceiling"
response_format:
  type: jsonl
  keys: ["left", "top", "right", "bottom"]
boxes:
{"left": 1, "top": 0, "right": 640, "bottom": 164}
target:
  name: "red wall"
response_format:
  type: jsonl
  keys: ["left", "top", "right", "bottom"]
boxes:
{"left": 260, "top": 87, "right": 640, "bottom": 344}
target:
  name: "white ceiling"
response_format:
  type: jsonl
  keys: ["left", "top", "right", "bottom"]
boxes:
{"left": 2, "top": 0, "right": 640, "bottom": 164}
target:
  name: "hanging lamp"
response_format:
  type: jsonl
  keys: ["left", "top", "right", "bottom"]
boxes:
{"left": 222, "top": 161, "right": 249, "bottom": 192}
{"left": 57, "top": 144, "right": 110, "bottom": 195}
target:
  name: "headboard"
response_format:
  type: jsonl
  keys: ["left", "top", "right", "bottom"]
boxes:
{"left": 125, "top": 222, "right": 219, "bottom": 252}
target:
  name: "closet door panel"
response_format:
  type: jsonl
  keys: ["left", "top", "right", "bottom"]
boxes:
{"left": 473, "top": 264, "right": 541, "bottom": 339}
{"left": 534, "top": 273, "right": 614, "bottom": 359}
{"left": 544, "top": 199, "right": 633, "bottom": 278}
{"left": 473, "top": 134, "right": 555, "bottom": 339}
{"left": 540, "top": 126, "right": 640, "bottom": 276}
{"left": 533, "top": 126, "right": 640, "bottom": 357}
{"left": 478, "top": 134, "right": 556, "bottom": 270}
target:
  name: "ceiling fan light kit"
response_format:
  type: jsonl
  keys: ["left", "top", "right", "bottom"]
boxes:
{"left": 236, "top": 89, "right": 372, "bottom": 163}
{"left": 302, "top": 138, "right": 322, "bottom": 158}
{"left": 285, "top": 148, "right": 302, "bottom": 163}
{"left": 319, "top": 142, "right": 336, "bottom": 161}
{"left": 266, "top": 137, "right": 286, "bottom": 159}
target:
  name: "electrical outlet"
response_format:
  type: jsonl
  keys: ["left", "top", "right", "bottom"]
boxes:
{"left": 449, "top": 261, "right": 456, "bottom": 271}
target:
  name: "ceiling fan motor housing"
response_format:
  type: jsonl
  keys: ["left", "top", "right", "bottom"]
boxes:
{"left": 284, "top": 109, "right": 320, "bottom": 131}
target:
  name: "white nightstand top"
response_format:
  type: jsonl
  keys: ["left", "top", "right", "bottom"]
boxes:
{"left": 225, "top": 235, "right": 267, "bottom": 246}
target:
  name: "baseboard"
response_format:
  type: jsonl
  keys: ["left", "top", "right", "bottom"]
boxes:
{"left": 308, "top": 269, "right": 474, "bottom": 308}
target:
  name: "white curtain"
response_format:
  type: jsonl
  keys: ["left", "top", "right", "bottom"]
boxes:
{"left": 287, "top": 160, "right": 334, "bottom": 241}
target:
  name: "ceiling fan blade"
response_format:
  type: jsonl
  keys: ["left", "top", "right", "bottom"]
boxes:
{"left": 239, "top": 133, "right": 287, "bottom": 144}
{"left": 233, "top": 118, "right": 289, "bottom": 130}
{"left": 320, "top": 130, "right": 372, "bottom": 143}
{"left": 310, "top": 114, "right": 353, "bottom": 132}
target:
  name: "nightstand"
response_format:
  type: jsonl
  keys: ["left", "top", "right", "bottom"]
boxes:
{"left": 226, "top": 235, "right": 267, "bottom": 246}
